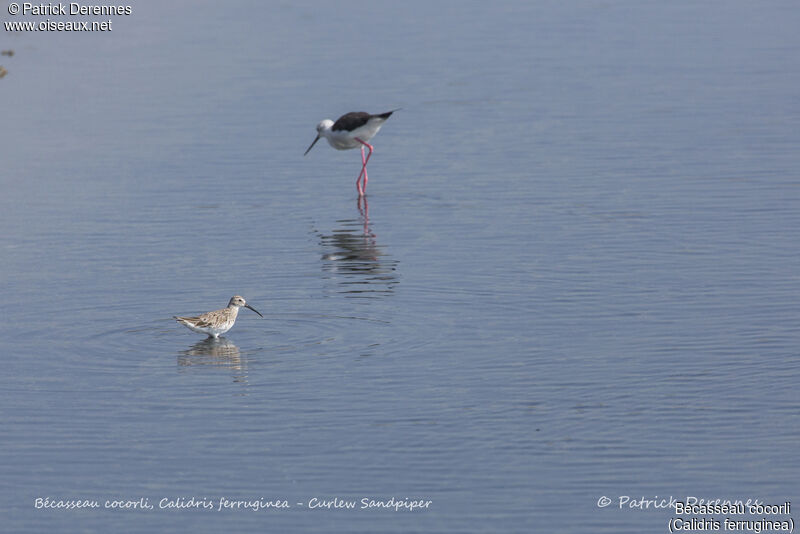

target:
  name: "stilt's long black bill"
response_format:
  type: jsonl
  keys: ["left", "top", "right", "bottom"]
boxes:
{"left": 304, "top": 134, "right": 320, "bottom": 156}
{"left": 245, "top": 304, "right": 263, "bottom": 317}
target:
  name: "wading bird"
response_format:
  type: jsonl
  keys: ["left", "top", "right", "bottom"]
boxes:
{"left": 304, "top": 110, "right": 397, "bottom": 196}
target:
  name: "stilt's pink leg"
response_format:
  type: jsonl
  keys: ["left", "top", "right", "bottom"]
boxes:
{"left": 356, "top": 145, "right": 367, "bottom": 196}
{"left": 355, "top": 138, "right": 373, "bottom": 196}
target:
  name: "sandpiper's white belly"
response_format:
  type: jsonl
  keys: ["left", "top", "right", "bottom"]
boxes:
{"left": 185, "top": 322, "right": 232, "bottom": 337}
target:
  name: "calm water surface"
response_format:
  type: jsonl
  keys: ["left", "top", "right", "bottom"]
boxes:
{"left": 1, "top": 1, "right": 798, "bottom": 532}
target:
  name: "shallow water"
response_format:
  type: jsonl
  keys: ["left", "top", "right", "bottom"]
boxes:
{"left": 1, "top": 1, "right": 799, "bottom": 532}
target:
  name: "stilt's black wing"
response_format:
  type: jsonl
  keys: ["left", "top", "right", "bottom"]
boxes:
{"left": 332, "top": 112, "right": 372, "bottom": 132}
{"left": 374, "top": 110, "right": 395, "bottom": 121}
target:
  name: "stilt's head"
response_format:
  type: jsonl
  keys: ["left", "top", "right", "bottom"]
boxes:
{"left": 304, "top": 119, "right": 334, "bottom": 155}
{"left": 227, "top": 295, "right": 263, "bottom": 317}
{"left": 316, "top": 119, "right": 334, "bottom": 132}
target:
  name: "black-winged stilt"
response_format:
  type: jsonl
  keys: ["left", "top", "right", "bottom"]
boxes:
{"left": 304, "top": 110, "right": 396, "bottom": 197}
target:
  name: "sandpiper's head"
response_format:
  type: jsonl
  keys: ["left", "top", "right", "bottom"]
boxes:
{"left": 304, "top": 119, "right": 335, "bottom": 156}
{"left": 227, "top": 295, "right": 263, "bottom": 317}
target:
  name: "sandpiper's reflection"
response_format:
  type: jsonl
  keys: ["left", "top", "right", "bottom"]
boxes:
{"left": 319, "top": 197, "right": 399, "bottom": 297}
{"left": 177, "top": 338, "right": 248, "bottom": 384}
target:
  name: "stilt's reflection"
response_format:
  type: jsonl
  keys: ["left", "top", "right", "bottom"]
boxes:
{"left": 177, "top": 338, "right": 249, "bottom": 384}
{"left": 357, "top": 194, "right": 369, "bottom": 235}
{"left": 319, "top": 196, "right": 399, "bottom": 298}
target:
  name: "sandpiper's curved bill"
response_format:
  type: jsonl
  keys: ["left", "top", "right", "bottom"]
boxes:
{"left": 244, "top": 303, "right": 263, "bottom": 317}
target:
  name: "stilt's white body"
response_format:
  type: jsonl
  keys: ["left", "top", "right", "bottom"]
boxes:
{"left": 318, "top": 117, "right": 387, "bottom": 150}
